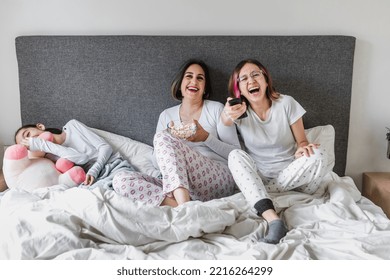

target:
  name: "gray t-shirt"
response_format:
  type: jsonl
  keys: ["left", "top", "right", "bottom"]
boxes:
{"left": 29, "top": 119, "right": 122, "bottom": 179}
{"left": 235, "top": 94, "right": 306, "bottom": 178}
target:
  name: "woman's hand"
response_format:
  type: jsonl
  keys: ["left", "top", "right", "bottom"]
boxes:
{"left": 83, "top": 174, "right": 95, "bottom": 186}
{"left": 186, "top": 120, "right": 209, "bottom": 142}
{"left": 20, "top": 137, "right": 30, "bottom": 148}
{"left": 295, "top": 143, "right": 320, "bottom": 159}
{"left": 167, "top": 121, "right": 196, "bottom": 139}
{"left": 222, "top": 97, "right": 247, "bottom": 125}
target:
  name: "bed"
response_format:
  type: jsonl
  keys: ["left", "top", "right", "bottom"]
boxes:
{"left": 1, "top": 35, "right": 390, "bottom": 260}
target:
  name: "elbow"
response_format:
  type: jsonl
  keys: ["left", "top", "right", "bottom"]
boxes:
{"left": 101, "top": 144, "right": 113, "bottom": 157}
{"left": 77, "top": 154, "right": 90, "bottom": 165}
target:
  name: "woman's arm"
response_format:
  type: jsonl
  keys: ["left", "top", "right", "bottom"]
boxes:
{"left": 291, "top": 117, "right": 318, "bottom": 158}
{"left": 69, "top": 120, "right": 114, "bottom": 183}
{"left": 28, "top": 137, "right": 90, "bottom": 164}
{"left": 188, "top": 117, "right": 241, "bottom": 160}
{"left": 204, "top": 118, "right": 241, "bottom": 159}
{"left": 85, "top": 142, "right": 113, "bottom": 180}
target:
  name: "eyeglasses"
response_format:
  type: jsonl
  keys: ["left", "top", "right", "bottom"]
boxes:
{"left": 237, "top": 70, "right": 264, "bottom": 84}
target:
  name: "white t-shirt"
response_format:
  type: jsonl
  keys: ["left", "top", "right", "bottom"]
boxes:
{"left": 235, "top": 94, "right": 306, "bottom": 178}
{"left": 155, "top": 100, "right": 241, "bottom": 164}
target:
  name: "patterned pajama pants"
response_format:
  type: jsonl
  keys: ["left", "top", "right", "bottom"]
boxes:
{"left": 113, "top": 171, "right": 165, "bottom": 206}
{"left": 153, "top": 130, "right": 236, "bottom": 202}
{"left": 228, "top": 148, "right": 329, "bottom": 208}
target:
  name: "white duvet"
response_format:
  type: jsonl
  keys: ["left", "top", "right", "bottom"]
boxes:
{"left": 1, "top": 171, "right": 390, "bottom": 260}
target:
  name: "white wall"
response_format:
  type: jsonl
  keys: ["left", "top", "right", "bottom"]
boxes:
{"left": 1, "top": 0, "right": 389, "bottom": 189}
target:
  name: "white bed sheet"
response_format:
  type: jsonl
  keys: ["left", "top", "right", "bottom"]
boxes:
{"left": 1, "top": 171, "right": 390, "bottom": 260}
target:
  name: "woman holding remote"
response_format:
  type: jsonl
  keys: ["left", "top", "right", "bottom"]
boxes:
{"left": 222, "top": 59, "right": 329, "bottom": 244}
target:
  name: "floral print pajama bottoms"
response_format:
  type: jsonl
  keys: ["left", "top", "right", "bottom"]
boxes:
{"left": 154, "top": 131, "right": 236, "bottom": 202}
{"left": 113, "top": 130, "right": 236, "bottom": 206}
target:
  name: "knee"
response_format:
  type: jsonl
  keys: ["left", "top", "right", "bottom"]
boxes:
{"left": 228, "top": 149, "right": 251, "bottom": 165}
{"left": 153, "top": 130, "right": 164, "bottom": 145}
{"left": 228, "top": 149, "right": 254, "bottom": 171}
{"left": 313, "top": 147, "right": 327, "bottom": 160}
{"left": 113, "top": 172, "right": 124, "bottom": 186}
{"left": 113, "top": 170, "right": 136, "bottom": 184}
{"left": 112, "top": 171, "right": 140, "bottom": 194}
{"left": 228, "top": 149, "right": 245, "bottom": 161}
{"left": 307, "top": 147, "right": 328, "bottom": 167}
{"left": 153, "top": 130, "right": 173, "bottom": 147}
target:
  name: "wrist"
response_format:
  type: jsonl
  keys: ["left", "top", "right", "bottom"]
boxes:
{"left": 202, "top": 131, "right": 210, "bottom": 142}
{"left": 222, "top": 109, "right": 235, "bottom": 125}
{"left": 203, "top": 132, "right": 211, "bottom": 143}
{"left": 298, "top": 141, "right": 309, "bottom": 148}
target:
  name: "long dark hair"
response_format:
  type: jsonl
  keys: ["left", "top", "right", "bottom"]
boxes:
{"left": 14, "top": 124, "right": 62, "bottom": 143}
{"left": 171, "top": 59, "right": 213, "bottom": 101}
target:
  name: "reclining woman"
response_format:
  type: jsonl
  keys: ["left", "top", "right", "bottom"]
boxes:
{"left": 16, "top": 119, "right": 180, "bottom": 207}
{"left": 222, "top": 59, "right": 329, "bottom": 244}
{"left": 15, "top": 119, "right": 135, "bottom": 190}
{"left": 113, "top": 59, "right": 241, "bottom": 206}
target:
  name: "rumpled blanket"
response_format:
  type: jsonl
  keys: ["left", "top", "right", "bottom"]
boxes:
{"left": 1, "top": 172, "right": 390, "bottom": 260}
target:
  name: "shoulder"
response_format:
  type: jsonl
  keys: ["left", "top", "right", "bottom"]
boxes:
{"left": 160, "top": 105, "right": 180, "bottom": 115}
{"left": 158, "top": 105, "right": 180, "bottom": 122}
{"left": 274, "top": 94, "right": 306, "bottom": 122}
{"left": 278, "top": 94, "right": 292, "bottom": 103}
{"left": 64, "top": 119, "right": 89, "bottom": 131}
{"left": 66, "top": 119, "right": 78, "bottom": 125}
{"left": 276, "top": 94, "right": 300, "bottom": 107}
{"left": 65, "top": 119, "right": 80, "bottom": 128}
{"left": 203, "top": 100, "right": 224, "bottom": 119}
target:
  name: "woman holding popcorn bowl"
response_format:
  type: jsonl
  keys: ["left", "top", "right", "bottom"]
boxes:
{"left": 153, "top": 59, "right": 241, "bottom": 205}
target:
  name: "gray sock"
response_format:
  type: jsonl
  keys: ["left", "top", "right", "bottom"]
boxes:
{"left": 260, "top": 219, "right": 288, "bottom": 244}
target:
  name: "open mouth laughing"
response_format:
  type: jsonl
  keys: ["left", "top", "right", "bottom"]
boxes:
{"left": 187, "top": 86, "right": 199, "bottom": 93}
{"left": 248, "top": 86, "right": 260, "bottom": 94}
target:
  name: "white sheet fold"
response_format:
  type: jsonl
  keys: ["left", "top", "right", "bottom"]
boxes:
{"left": 1, "top": 172, "right": 390, "bottom": 260}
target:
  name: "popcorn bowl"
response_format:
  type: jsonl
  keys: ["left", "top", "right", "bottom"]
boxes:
{"left": 167, "top": 120, "right": 197, "bottom": 139}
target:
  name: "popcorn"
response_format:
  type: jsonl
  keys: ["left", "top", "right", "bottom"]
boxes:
{"left": 167, "top": 121, "right": 197, "bottom": 139}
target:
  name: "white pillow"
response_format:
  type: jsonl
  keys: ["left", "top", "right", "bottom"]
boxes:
{"left": 91, "top": 128, "right": 160, "bottom": 178}
{"left": 305, "top": 124, "right": 335, "bottom": 171}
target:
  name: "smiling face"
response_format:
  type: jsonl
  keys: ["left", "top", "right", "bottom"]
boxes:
{"left": 180, "top": 64, "right": 206, "bottom": 102}
{"left": 237, "top": 63, "right": 268, "bottom": 103}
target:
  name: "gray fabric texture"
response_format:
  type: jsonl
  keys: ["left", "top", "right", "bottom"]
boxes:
{"left": 15, "top": 35, "right": 355, "bottom": 176}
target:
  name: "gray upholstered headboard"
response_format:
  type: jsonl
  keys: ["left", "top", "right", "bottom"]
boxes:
{"left": 15, "top": 35, "right": 355, "bottom": 176}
